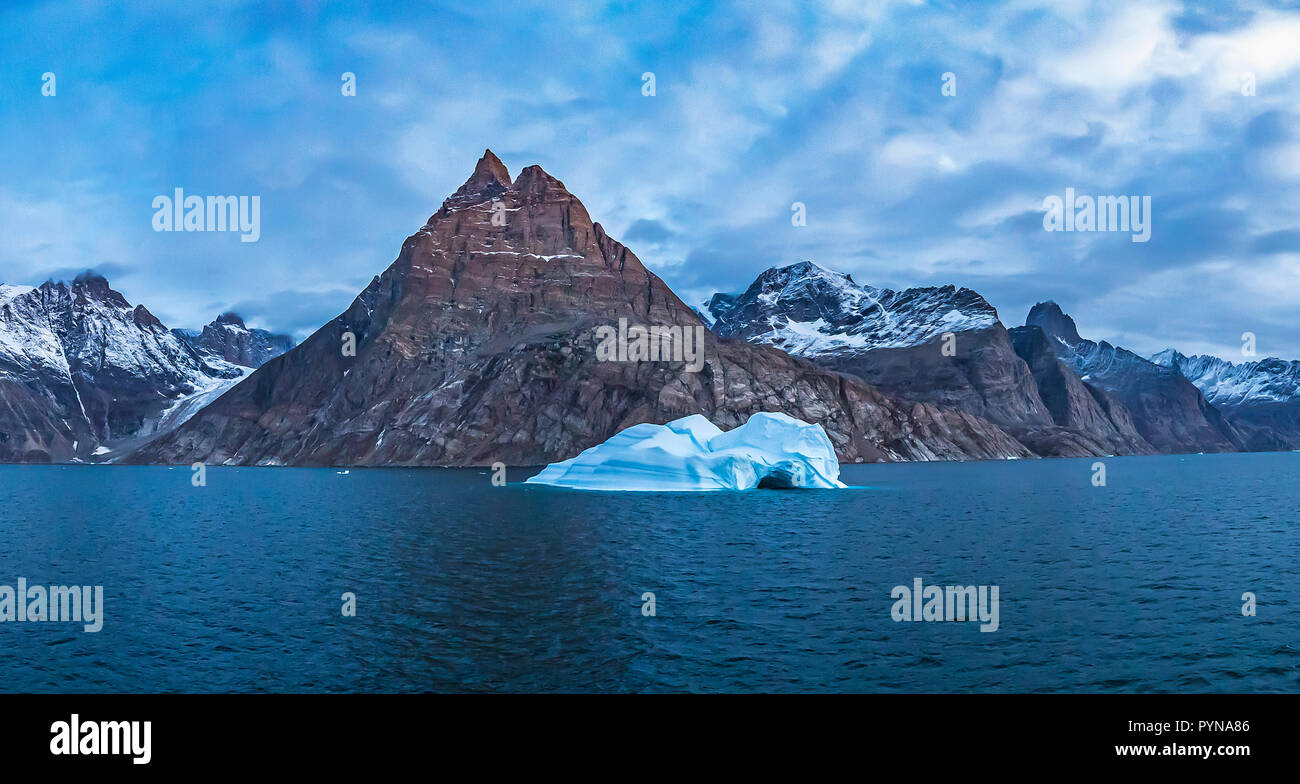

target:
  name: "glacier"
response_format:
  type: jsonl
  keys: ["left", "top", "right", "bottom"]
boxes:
{"left": 525, "top": 411, "right": 847, "bottom": 491}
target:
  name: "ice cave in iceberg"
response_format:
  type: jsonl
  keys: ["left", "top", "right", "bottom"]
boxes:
{"left": 525, "top": 411, "right": 847, "bottom": 491}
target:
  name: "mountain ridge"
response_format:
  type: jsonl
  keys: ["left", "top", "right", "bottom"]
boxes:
{"left": 173, "top": 311, "right": 295, "bottom": 369}
{"left": 1151, "top": 348, "right": 1300, "bottom": 450}
{"left": 1025, "top": 301, "right": 1244, "bottom": 453}
{"left": 704, "top": 261, "right": 1155, "bottom": 457}
{"left": 126, "top": 150, "right": 1034, "bottom": 467}
{"left": 8, "top": 153, "right": 1296, "bottom": 466}
{"left": 0, "top": 273, "right": 247, "bottom": 461}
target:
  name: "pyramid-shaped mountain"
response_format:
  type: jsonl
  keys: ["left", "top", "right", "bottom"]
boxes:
{"left": 129, "top": 151, "right": 1032, "bottom": 466}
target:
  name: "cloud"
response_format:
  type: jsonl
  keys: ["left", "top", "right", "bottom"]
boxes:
{"left": 2, "top": 0, "right": 1300, "bottom": 360}
{"left": 37, "top": 263, "right": 133, "bottom": 285}
{"left": 1252, "top": 229, "right": 1300, "bottom": 254}
{"left": 622, "top": 219, "right": 677, "bottom": 245}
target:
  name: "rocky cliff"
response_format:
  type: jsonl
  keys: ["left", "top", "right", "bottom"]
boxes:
{"left": 1026, "top": 302, "right": 1243, "bottom": 453}
{"left": 1008, "top": 325, "right": 1154, "bottom": 456}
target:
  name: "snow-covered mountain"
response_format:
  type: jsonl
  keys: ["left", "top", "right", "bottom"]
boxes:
{"left": 704, "top": 261, "right": 1155, "bottom": 456}
{"left": 703, "top": 263, "right": 1040, "bottom": 430}
{"left": 0, "top": 272, "right": 246, "bottom": 462}
{"left": 1025, "top": 302, "right": 1243, "bottom": 453}
{"left": 1151, "top": 349, "right": 1300, "bottom": 406}
{"left": 174, "top": 312, "right": 294, "bottom": 368}
{"left": 704, "top": 261, "right": 998, "bottom": 354}
{"left": 1151, "top": 349, "right": 1300, "bottom": 450}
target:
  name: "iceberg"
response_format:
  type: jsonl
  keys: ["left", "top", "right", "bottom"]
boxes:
{"left": 525, "top": 412, "right": 847, "bottom": 491}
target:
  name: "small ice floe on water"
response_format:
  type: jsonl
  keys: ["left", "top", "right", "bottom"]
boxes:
{"left": 525, "top": 411, "right": 846, "bottom": 491}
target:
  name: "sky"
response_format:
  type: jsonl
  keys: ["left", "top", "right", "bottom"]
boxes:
{"left": 2, "top": 0, "right": 1300, "bottom": 361}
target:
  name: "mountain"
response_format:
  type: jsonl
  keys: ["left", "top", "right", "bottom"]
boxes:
{"left": 0, "top": 273, "right": 245, "bottom": 462}
{"left": 174, "top": 312, "right": 295, "bottom": 368}
{"left": 127, "top": 150, "right": 1033, "bottom": 467}
{"left": 1025, "top": 302, "right": 1243, "bottom": 453}
{"left": 1151, "top": 349, "right": 1300, "bottom": 450}
{"left": 703, "top": 261, "right": 1146, "bottom": 456}
{"left": 703, "top": 262, "right": 1048, "bottom": 424}
{"left": 0, "top": 283, "right": 93, "bottom": 462}
{"left": 1008, "top": 325, "right": 1154, "bottom": 455}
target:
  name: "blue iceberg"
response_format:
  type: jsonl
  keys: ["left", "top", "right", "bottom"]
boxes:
{"left": 525, "top": 412, "right": 847, "bottom": 491}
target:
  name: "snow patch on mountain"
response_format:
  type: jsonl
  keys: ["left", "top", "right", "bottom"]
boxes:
{"left": 0, "top": 284, "right": 35, "bottom": 305}
{"left": 0, "top": 288, "right": 74, "bottom": 379}
{"left": 0, "top": 273, "right": 250, "bottom": 461}
{"left": 148, "top": 366, "right": 252, "bottom": 436}
{"left": 1152, "top": 349, "right": 1300, "bottom": 406}
{"left": 706, "top": 261, "right": 998, "bottom": 356}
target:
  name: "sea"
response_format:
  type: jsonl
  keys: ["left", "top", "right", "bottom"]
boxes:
{"left": 0, "top": 452, "right": 1295, "bottom": 692}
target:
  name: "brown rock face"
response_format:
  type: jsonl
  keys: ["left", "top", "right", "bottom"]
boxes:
{"left": 818, "top": 325, "right": 1055, "bottom": 430}
{"left": 128, "top": 151, "right": 1032, "bottom": 466}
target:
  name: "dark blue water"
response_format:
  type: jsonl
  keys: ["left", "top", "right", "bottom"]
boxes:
{"left": 0, "top": 453, "right": 1296, "bottom": 692}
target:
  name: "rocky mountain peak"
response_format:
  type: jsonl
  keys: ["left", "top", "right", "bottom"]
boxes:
{"left": 72, "top": 270, "right": 116, "bottom": 293}
{"left": 215, "top": 312, "right": 247, "bottom": 328}
{"left": 756, "top": 261, "right": 852, "bottom": 288}
{"left": 706, "top": 263, "right": 1052, "bottom": 434}
{"left": 512, "top": 163, "right": 568, "bottom": 198}
{"left": 451, "top": 148, "right": 513, "bottom": 200}
{"left": 708, "top": 260, "right": 1001, "bottom": 352}
{"left": 1149, "top": 348, "right": 1186, "bottom": 368}
{"left": 43, "top": 270, "right": 132, "bottom": 309}
{"left": 132, "top": 304, "right": 164, "bottom": 329}
{"left": 72, "top": 270, "right": 110, "bottom": 288}
{"left": 699, "top": 292, "right": 738, "bottom": 326}
{"left": 425, "top": 152, "right": 598, "bottom": 265}
{"left": 1026, "top": 301, "right": 1083, "bottom": 344}
{"left": 175, "top": 312, "right": 294, "bottom": 369}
